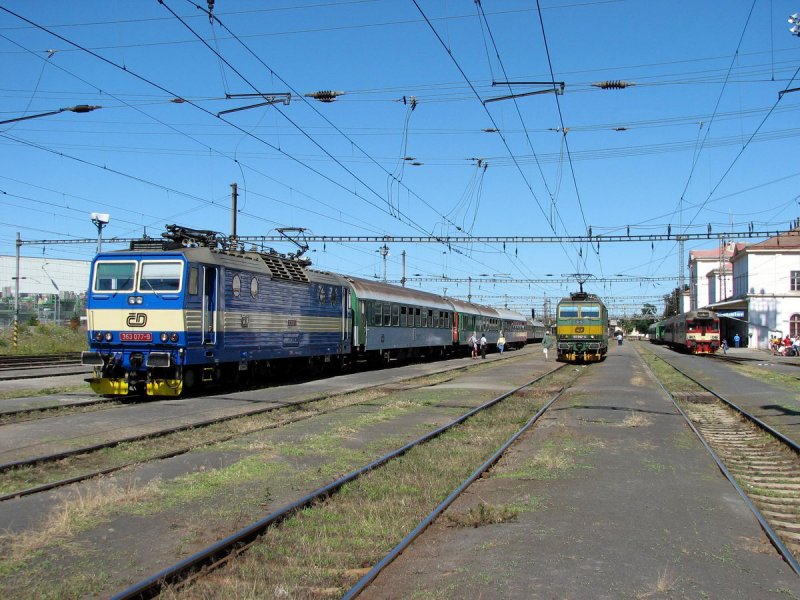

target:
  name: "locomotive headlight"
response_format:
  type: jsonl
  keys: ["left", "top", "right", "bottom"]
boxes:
{"left": 136, "top": 296, "right": 143, "bottom": 304}
{"left": 104, "top": 332, "right": 113, "bottom": 342}
{"left": 94, "top": 331, "right": 103, "bottom": 342}
{"left": 169, "top": 332, "right": 179, "bottom": 342}
{"left": 160, "top": 332, "right": 168, "bottom": 343}
{"left": 128, "top": 296, "right": 136, "bottom": 305}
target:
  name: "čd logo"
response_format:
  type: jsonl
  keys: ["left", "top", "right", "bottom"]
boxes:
{"left": 126, "top": 313, "right": 148, "bottom": 327}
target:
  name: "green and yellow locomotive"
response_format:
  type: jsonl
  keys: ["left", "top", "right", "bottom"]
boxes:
{"left": 555, "top": 291, "right": 609, "bottom": 362}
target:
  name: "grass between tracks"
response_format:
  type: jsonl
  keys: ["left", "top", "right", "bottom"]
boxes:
{"left": 0, "top": 359, "right": 515, "bottom": 497}
{"left": 164, "top": 366, "right": 582, "bottom": 599}
{"left": 0, "top": 359, "right": 530, "bottom": 594}
{"left": 0, "top": 369, "right": 471, "bottom": 497}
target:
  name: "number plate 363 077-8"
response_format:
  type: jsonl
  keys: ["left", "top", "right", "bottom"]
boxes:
{"left": 120, "top": 332, "right": 152, "bottom": 342}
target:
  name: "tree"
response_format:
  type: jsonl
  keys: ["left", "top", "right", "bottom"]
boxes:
{"left": 662, "top": 285, "right": 689, "bottom": 317}
{"left": 629, "top": 303, "right": 658, "bottom": 335}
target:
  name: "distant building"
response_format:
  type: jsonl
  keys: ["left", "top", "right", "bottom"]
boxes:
{"left": 703, "top": 227, "right": 800, "bottom": 348}
{"left": 0, "top": 256, "right": 91, "bottom": 327}
{"left": 688, "top": 243, "right": 741, "bottom": 311}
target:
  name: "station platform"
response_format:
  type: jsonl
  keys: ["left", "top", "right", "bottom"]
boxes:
{"left": 366, "top": 341, "right": 800, "bottom": 599}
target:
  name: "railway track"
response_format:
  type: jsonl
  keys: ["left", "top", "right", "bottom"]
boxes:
{"left": 0, "top": 352, "right": 82, "bottom": 371}
{"left": 110, "top": 364, "right": 570, "bottom": 599}
{"left": 0, "top": 360, "right": 521, "bottom": 502}
{"left": 642, "top": 353, "right": 800, "bottom": 573}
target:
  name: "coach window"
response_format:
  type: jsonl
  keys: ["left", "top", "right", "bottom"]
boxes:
{"left": 94, "top": 261, "right": 136, "bottom": 292}
{"left": 188, "top": 267, "right": 199, "bottom": 295}
{"left": 383, "top": 303, "right": 391, "bottom": 326}
{"left": 392, "top": 304, "right": 400, "bottom": 326}
{"left": 415, "top": 307, "right": 421, "bottom": 327}
{"left": 400, "top": 306, "right": 407, "bottom": 327}
{"left": 373, "top": 302, "right": 382, "bottom": 326}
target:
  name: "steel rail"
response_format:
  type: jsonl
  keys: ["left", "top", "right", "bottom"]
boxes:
{"left": 0, "top": 394, "right": 331, "bottom": 474}
{"left": 0, "top": 357, "right": 508, "bottom": 499}
{"left": 0, "top": 397, "right": 118, "bottom": 421}
{"left": 0, "top": 382, "right": 434, "bottom": 503}
{"left": 0, "top": 352, "right": 516, "bottom": 473}
{"left": 662, "top": 357, "right": 799, "bottom": 452}
{"left": 343, "top": 386, "right": 567, "bottom": 598}
{"left": 110, "top": 365, "right": 566, "bottom": 600}
{"left": 640, "top": 353, "right": 800, "bottom": 576}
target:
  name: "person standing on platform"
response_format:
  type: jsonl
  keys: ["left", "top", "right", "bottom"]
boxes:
{"left": 497, "top": 332, "right": 506, "bottom": 353}
{"left": 542, "top": 332, "right": 553, "bottom": 361}
{"left": 480, "top": 333, "right": 487, "bottom": 359}
{"left": 734, "top": 333, "right": 741, "bottom": 348}
{"left": 468, "top": 332, "right": 478, "bottom": 359}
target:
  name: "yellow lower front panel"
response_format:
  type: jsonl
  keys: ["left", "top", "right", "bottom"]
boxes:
{"left": 147, "top": 379, "right": 183, "bottom": 397}
{"left": 88, "top": 378, "right": 129, "bottom": 396}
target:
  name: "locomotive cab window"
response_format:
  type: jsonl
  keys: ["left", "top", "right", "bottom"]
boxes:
{"left": 93, "top": 261, "right": 136, "bottom": 292}
{"left": 139, "top": 261, "right": 183, "bottom": 292}
{"left": 581, "top": 306, "right": 600, "bottom": 318}
{"left": 559, "top": 306, "right": 579, "bottom": 318}
{"left": 188, "top": 267, "right": 199, "bottom": 295}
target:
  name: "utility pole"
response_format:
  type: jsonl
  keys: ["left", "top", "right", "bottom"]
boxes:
{"left": 468, "top": 276, "right": 472, "bottom": 303}
{"left": 230, "top": 183, "right": 238, "bottom": 243}
{"left": 13, "top": 233, "right": 20, "bottom": 349}
{"left": 677, "top": 235, "right": 687, "bottom": 313}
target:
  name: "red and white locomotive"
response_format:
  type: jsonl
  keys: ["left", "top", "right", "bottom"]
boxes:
{"left": 649, "top": 309, "right": 720, "bottom": 355}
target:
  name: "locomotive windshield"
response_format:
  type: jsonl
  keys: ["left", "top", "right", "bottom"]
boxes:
{"left": 581, "top": 306, "right": 601, "bottom": 318}
{"left": 139, "top": 261, "right": 183, "bottom": 292}
{"left": 93, "top": 261, "right": 136, "bottom": 292}
{"left": 559, "top": 306, "right": 579, "bottom": 318}
{"left": 92, "top": 259, "right": 183, "bottom": 293}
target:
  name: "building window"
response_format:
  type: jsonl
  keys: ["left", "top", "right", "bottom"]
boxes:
{"left": 791, "top": 314, "right": 800, "bottom": 337}
{"left": 791, "top": 271, "right": 800, "bottom": 292}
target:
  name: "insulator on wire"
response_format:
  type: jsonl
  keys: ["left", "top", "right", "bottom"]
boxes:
{"left": 305, "top": 90, "right": 345, "bottom": 102}
{"left": 592, "top": 80, "right": 635, "bottom": 90}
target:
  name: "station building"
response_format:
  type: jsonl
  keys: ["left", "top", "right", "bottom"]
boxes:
{"left": 688, "top": 226, "right": 800, "bottom": 349}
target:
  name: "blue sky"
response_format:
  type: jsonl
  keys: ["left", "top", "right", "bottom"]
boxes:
{"left": 1, "top": 0, "right": 799, "bottom": 318}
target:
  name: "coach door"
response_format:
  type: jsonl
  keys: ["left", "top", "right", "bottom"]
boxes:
{"left": 202, "top": 266, "right": 218, "bottom": 345}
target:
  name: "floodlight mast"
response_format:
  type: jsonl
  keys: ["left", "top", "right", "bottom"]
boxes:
{"left": 90, "top": 213, "right": 110, "bottom": 253}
